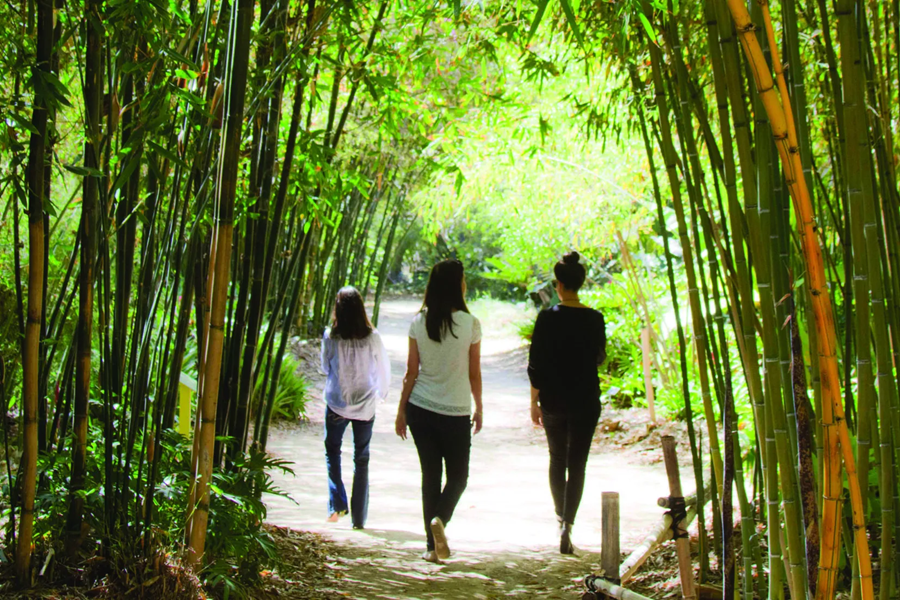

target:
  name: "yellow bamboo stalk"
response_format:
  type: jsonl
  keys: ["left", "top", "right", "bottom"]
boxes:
{"left": 723, "top": 3, "right": 874, "bottom": 600}
{"left": 17, "top": 0, "right": 53, "bottom": 583}
{"left": 186, "top": 222, "right": 233, "bottom": 565}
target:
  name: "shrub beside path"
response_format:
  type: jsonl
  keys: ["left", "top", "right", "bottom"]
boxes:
{"left": 265, "top": 299, "right": 675, "bottom": 599}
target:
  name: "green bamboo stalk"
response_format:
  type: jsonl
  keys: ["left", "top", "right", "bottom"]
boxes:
{"left": 640, "top": 14, "right": 707, "bottom": 581}
{"left": 844, "top": 3, "right": 898, "bottom": 596}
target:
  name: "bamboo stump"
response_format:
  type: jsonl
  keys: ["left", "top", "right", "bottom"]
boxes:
{"left": 661, "top": 435, "right": 697, "bottom": 600}
{"left": 602, "top": 492, "right": 621, "bottom": 583}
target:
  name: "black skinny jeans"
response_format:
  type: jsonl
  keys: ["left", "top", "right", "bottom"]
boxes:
{"left": 542, "top": 405, "right": 600, "bottom": 525}
{"left": 406, "top": 402, "right": 471, "bottom": 551}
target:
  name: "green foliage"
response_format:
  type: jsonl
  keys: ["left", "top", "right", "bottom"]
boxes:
{"left": 254, "top": 356, "right": 309, "bottom": 422}
{"left": 203, "top": 450, "right": 295, "bottom": 598}
{"left": 405, "top": 46, "right": 654, "bottom": 297}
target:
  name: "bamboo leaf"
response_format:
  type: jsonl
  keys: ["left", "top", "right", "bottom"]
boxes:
{"left": 527, "top": 0, "right": 552, "bottom": 44}
{"left": 148, "top": 139, "right": 189, "bottom": 169}
{"left": 108, "top": 151, "right": 141, "bottom": 197}
{"left": 6, "top": 112, "right": 39, "bottom": 135}
{"left": 63, "top": 164, "right": 104, "bottom": 178}
{"left": 638, "top": 13, "right": 657, "bottom": 44}
{"left": 558, "top": 0, "right": 585, "bottom": 52}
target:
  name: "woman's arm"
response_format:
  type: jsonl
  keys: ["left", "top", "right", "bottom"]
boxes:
{"left": 320, "top": 334, "right": 331, "bottom": 375}
{"left": 597, "top": 312, "right": 607, "bottom": 365}
{"left": 469, "top": 341, "right": 483, "bottom": 434}
{"left": 527, "top": 312, "right": 547, "bottom": 425}
{"left": 395, "top": 337, "right": 419, "bottom": 439}
{"left": 530, "top": 385, "right": 542, "bottom": 426}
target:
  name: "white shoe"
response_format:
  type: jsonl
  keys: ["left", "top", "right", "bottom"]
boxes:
{"left": 430, "top": 517, "right": 451, "bottom": 559}
{"left": 422, "top": 550, "right": 441, "bottom": 563}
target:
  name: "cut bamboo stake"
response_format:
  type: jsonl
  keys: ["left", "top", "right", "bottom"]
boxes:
{"left": 602, "top": 492, "right": 621, "bottom": 583}
{"left": 641, "top": 327, "right": 656, "bottom": 423}
{"left": 723, "top": 3, "right": 874, "bottom": 600}
{"left": 661, "top": 436, "right": 697, "bottom": 600}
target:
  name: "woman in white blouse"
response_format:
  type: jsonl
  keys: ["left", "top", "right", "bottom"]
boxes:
{"left": 395, "top": 259, "right": 483, "bottom": 562}
{"left": 321, "top": 286, "right": 391, "bottom": 529}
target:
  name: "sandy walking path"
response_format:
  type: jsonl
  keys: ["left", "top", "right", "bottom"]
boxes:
{"left": 265, "top": 299, "right": 674, "bottom": 598}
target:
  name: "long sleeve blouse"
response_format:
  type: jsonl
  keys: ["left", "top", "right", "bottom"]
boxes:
{"left": 321, "top": 328, "right": 391, "bottom": 421}
{"left": 527, "top": 305, "right": 606, "bottom": 415}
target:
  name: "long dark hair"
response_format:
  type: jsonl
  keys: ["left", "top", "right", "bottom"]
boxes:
{"left": 331, "top": 286, "right": 373, "bottom": 340}
{"left": 554, "top": 251, "right": 586, "bottom": 291}
{"left": 422, "top": 259, "right": 469, "bottom": 342}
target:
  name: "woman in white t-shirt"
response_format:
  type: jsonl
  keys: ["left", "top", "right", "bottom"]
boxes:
{"left": 395, "top": 259, "right": 483, "bottom": 563}
{"left": 321, "top": 286, "right": 391, "bottom": 529}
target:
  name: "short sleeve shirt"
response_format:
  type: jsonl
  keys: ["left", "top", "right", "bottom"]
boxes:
{"left": 408, "top": 311, "right": 482, "bottom": 416}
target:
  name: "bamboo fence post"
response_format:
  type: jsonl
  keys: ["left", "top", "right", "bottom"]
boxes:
{"left": 723, "top": 3, "right": 875, "bottom": 600}
{"left": 661, "top": 436, "right": 697, "bottom": 600}
{"left": 602, "top": 492, "right": 621, "bottom": 583}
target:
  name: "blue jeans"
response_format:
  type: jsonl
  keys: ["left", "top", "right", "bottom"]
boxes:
{"left": 324, "top": 406, "right": 374, "bottom": 529}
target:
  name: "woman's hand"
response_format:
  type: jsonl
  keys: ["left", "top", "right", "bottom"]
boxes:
{"left": 530, "top": 402, "right": 543, "bottom": 426}
{"left": 395, "top": 409, "right": 408, "bottom": 440}
{"left": 472, "top": 410, "right": 483, "bottom": 435}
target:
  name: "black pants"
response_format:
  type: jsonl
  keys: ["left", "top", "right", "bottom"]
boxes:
{"left": 542, "top": 406, "right": 600, "bottom": 524}
{"left": 406, "top": 402, "right": 471, "bottom": 551}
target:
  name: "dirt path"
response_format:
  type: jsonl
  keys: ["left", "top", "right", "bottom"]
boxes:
{"left": 265, "top": 299, "right": 674, "bottom": 599}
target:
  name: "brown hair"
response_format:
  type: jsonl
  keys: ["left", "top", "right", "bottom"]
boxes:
{"left": 554, "top": 251, "right": 586, "bottom": 291}
{"left": 331, "top": 286, "right": 373, "bottom": 340}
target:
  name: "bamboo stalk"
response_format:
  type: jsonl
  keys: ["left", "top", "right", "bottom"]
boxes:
{"left": 64, "top": 0, "right": 103, "bottom": 553}
{"left": 723, "top": 3, "right": 875, "bottom": 600}
{"left": 16, "top": 0, "right": 53, "bottom": 584}
{"left": 187, "top": 0, "right": 253, "bottom": 567}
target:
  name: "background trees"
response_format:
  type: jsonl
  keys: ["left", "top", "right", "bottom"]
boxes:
{"left": 0, "top": 0, "right": 502, "bottom": 590}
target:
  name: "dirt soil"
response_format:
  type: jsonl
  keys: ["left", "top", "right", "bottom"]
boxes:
{"left": 266, "top": 299, "right": 694, "bottom": 599}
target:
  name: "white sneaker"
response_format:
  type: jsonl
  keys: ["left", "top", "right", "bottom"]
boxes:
{"left": 422, "top": 550, "right": 441, "bottom": 563}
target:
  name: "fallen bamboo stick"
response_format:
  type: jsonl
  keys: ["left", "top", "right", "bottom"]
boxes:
{"left": 620, "top": 498, "right": 698, "bottom": 583}
{"left": 585, "top": 577, "right": 656, "bottom": 600}
{"left": 585, "top": 578, "right": 724, "bottom": 600}
{"left": 618, "top": 472, "right": 711, "bottom": 583}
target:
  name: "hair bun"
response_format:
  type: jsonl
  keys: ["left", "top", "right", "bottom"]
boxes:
{"left": 563, "top": 251, "right": 580, "bottom": 265}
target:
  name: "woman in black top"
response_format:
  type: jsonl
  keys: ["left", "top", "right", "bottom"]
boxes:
{"left": 527, "top": 251, "right": 606, "bottom": 554}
